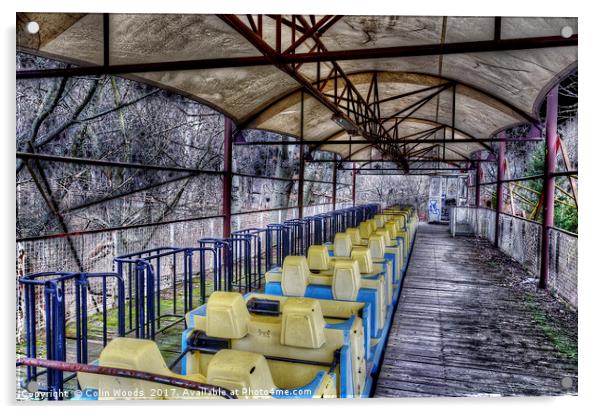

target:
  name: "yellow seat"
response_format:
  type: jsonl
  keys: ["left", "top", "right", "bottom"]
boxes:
{"left": 359, "top": 222, "right": 372, "bottom": 239}
{"left": 188, "top": 292, "right": 364, "bottom": 397}
{"left": 332, "top": 259, "right": 361, "bottom": 301}
{"left": 307, "top": 245, "right": 332, "bottom": 272}
{"left": 206, "top": 291, "right": 249, "bottom": 339}
{"left": 352, "top": 246, "right": 392, "bottom": 306}
{"left": 375, "top": 227, "right": 403, "bottom": 260}
{"left": 374, "top": 228, "right": 391, "bottom": 245}
{"left": 385, "top": 221, "right": 409, "bottom": 257}
{"left": 266, "top": 256, "right": 386, "bottom": 332}
{"left": 333, "top": 232, "right": 352, "bottom": 257}
{"left": 366, "top": 219, "right": 378, "bottom": 234}
{"left": 207, "top": 349, "right": 276, "bottom": 398}
{"left": 374, "top": 214, "right": 387, "bottom": 228}
{"left": 78, "top": 338, "right": 221, "bottom": 400}
{"left": 307, "top": 241, "right": 392, "bottom": 307}
{"left": 345, "top": 227, "right": 366, "bottom": 246}
{"left": 281, "top": 298, "right": 327, "bottom": 348}
{"left": 281, "top": 256, "right": 310, "bottom": 296}
{"left": 368, "top": 235, "right": 386, "bottom": 260}
{"left": 371, "top": 231, "right": 403, "bottom": 282}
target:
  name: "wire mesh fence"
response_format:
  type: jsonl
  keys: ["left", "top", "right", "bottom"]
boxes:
{"left": 16, "top": 202, "right": 357, "bottom": 343}
{"left": 450, "top": 206, "right": 577, "bottom": 307}
{"left": 16, "top": 216, "right": 223, "bottom": 345}
{"left": 498, "top": 213, "right": 542, "bottom": 277}
{"left": 548, "top": 228, "right": 578, "bottom": 307}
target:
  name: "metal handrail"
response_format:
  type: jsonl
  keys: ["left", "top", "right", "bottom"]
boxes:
{"left": 16, "top": 358, "right": 237, "bottom": 399}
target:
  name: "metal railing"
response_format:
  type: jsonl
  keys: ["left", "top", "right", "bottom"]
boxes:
{"left": 16, "top": 202, "right": 380, "bottom": 399}
{"left": 450, "top": 206, "right": 577, "bottom": 307}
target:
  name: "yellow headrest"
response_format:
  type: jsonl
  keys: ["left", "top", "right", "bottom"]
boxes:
{"left": 368, "top": 235, "right": 386, "bottom": 259}
{"left": 351, "top": 246, "right": 374, "bottom": 273}
{"left": 385, "top": 221, "right": 398, "bottom": 237}
{"left": 207, "top": 292, "right": 250, "bottom": 339}
{"left": 375, "top": 228, "right": 392, "bottom": 245}
{"left": 376, "top": 225, "right": 392, "bottom": 240}
{"left": 366, "top": 219, "right": 377, "bottom": 233}
{"left": 281, "top": 256, "right": 309, "bottom": 296}
{"left": 99, "top": 338, "right": 170, "bottom": 374}
{"left": 280, "top": 298, "right": 326, "bottom": 349}
{"left": 96, "top": 338, "right": 174, "bottom": 398}
{"left": 392, "top": 216, "right": 405, "bottom": 229}
{"left": 307, "top": 245, "right": 331, "bottom": 271}
{"left": 207, "top": 349, "right": 275, "bottom": 397}
{"left": 334, "top": 233, "right": 352, "bottom": 257}
{"left": 374, "top": 214, "right": 385, "bottom": 228}
{"left": 359, "top": 222, "right": 372, "bottom": 239}
{"left": 345, "top": 228, "right": 361, "bottom": 245}
{"left": 332, "top": 259, "right": 361, "bottom": 301}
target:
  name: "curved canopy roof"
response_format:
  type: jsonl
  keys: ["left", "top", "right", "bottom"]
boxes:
{"left": 16, "top": 13, "right": 577, "bottom": 166}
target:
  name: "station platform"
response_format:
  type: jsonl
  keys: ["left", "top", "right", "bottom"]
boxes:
{"left": 374, "top": 224, "right": 578, "bottom": 397}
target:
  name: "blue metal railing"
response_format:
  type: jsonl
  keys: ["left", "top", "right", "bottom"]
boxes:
{"left": 17, "top": 203, "right": 382, "bottom": 399}
{"left": 115, "top": 246, "right": 217, "bottom": 339}
{"left": 231, "top": 228, "right": 266, "bottom": 292}
{"left": 18, "top": 271, "right": 125, "bottom": 399}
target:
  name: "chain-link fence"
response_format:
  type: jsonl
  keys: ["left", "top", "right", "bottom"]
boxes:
{"left": 450, "top": 206, "right": 577, "bottom": 307}
{"left": 16, "top": 202, "right": 356, "bottom": 344}
{"left": 16, "top": 216, "right": 223, "bottom": 344}
{"left": 498, "top": 213, "right": 542, "bottom": 277}
{"left": 548, "top": 228, "right": 578, "bottom": 307}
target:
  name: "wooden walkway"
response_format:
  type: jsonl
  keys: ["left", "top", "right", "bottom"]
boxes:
{"left": 374, "top": 224, "right": 578, "bottom": 397}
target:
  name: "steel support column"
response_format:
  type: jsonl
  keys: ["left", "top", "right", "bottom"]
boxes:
{"left": 352, "top": 162, "right": 357, "bottom": 207}
{"left": 494, "top": 134, "right": 506, "bottom": 247}
{"left": 475, "top": 161, "right": 481, "bottom": 207}
{"left": 539, "top": 85, "right": 559, "bottom": 289}
{"left": 332, "top": 161, "right": 338, "bottom": 211}
{"left": 298, "top": 91, "right": 305, "bottom": 218}
{"left": 223, "top": 117, "right": 233, "bottom": 238}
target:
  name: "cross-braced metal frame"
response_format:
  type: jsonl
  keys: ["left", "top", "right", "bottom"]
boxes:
{"left": 16, "top": 13, "right": 578, "bottom": 289}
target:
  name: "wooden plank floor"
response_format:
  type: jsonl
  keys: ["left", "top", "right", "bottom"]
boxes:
{"left": 374, "top": 224, "right": 578, "bottom": 397}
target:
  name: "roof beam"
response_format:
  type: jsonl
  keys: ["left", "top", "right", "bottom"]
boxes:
{"left": 16, "top": 34, "right": 577, "bottom": 79}
{"left": 234, "top": 137, "right": 541, "bottom": 145}
{"left": 282, "top": 15, "right": 338, "bottom": 54}
{"left": 349, "top": 166, "right": 472, "bottom": 171}
{"left": 306, "top": 158, "right": 495, "bottom": 163}
{"left": 217, "top": 14, "right": 410, "bottom": 171}
{"left": 306, "top": 115, "right": 479, "bottom": 154}
{"left": 372, "top": 82, "right": 453, "bottom": 107}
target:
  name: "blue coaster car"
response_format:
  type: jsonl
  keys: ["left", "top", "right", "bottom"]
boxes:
{"left": 320, "top": 231, "right": 403, "bottom": 305}
{"left": 182, "top": 291, "right": 371, "bottom": 398}
{"left": 264, "top": 256, "right": 392, "bottom": 375}
{"left": 75, "top": 335, "right": 337, "bottom": 399}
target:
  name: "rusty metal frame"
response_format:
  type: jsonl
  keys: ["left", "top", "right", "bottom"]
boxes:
{"left": 16, "top": 36, "right": 578, "bottom": 80}
{"left": 217, "top": 14, "right": 410, "bottom": 171}
{"left": 16, "top": 357, "right": 237, "bottom": 399}
{"left": 15, "top": 14, "right": 579, "bottom": 251}
{"left": 223, "top": 117, "right": 233, "bottom": 238}
{"left": 298, "top": 90, "right": 305, "bottom": 218}
{"left": 539, "top": 85, "right": 559, "bottom": 289}
{"left": 494, "top": 132, "right": 506, "bottom": 248}
{"left": 234, "top": 137, "right": 539, "bottom": 146}
{"left": 15, "top": 14, "right": 574, "bottom": 171}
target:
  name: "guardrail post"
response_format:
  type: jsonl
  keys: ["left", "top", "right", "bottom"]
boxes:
{"left": 494, "top": 133, "right": 506, "bottom": 247}
{"left": 298, "top": 90, "right": 305, "bottom": 219}
{"left": 539, "top": 85, "right": 559, "bottom": 289}
{"left": 332, "top": 161, "right": 338, "bottom": 211}
{"left": 475, "top": 161, "right": 481, "bottom": 208}
{"left": 223, "top": 117, "right": 233, "bottom": 238}
{"left": 352, "top": 162, "right": 357, "bottom": 207}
